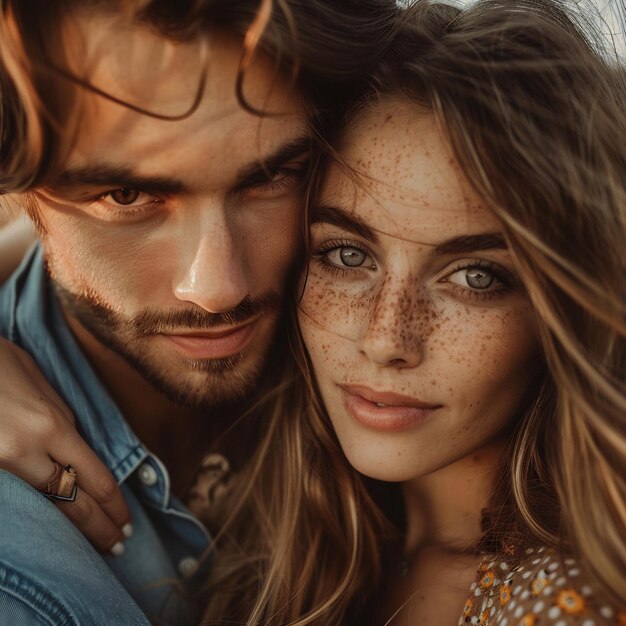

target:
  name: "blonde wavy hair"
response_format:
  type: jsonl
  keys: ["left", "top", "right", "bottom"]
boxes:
{"left": 200, "top": 1, "right": 626, "bottom": 623}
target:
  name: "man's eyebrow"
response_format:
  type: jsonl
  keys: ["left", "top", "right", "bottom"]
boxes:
{"left": 53, "top": 165, "right": 186, "bottom": 195}
{"left": 312, "top": 205, "right": 379, "bottom": 244}
{"left": 234, "top": 136, "right": 311, "bottom": 188}
{"left": 434, "top": 232, "right": 507, "bottom": 255}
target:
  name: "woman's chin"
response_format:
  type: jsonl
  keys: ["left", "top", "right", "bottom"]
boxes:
{"left": 340, "top": 446, "right": 422, "bottom": 484}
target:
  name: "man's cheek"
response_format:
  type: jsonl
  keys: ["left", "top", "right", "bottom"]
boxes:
{"left": 43, "top": 234, "right": 162, "bottom": 315}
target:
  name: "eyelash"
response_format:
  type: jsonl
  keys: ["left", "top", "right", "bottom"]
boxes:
{"left": 244, "top": 166, "right": 306, "bottom": 195}
{"left": 313, "top": 241, "right": 515, "bottom": 301}
{"left": 85, "top": 191, "right": 165, "bottom": 221}
{"left": 441, "top": 259, "right": 514, "bottom": 302}
{"left": 313, "top": 238, "right": 375, "bottom": 278}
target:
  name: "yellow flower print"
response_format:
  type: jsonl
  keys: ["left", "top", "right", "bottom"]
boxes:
{"left": 499, "top": 582, "right": 512, "bottom": 606}
{"left": 530, "top": 576, "right": 549, "bottom": 596}
{"left": 556, "top": 588, "right": 586, "bottom": 614}
{"left": 464, "top": 598, "right": 473, "bottom": 617}
{"left": 480, "top": 570, "right": 496, "bottom": 589}
{"left": 479, "top": 608, "right": 490, "bottom": 625}
{"left": 519, "top": 615, "right": 538, "bottom": 626}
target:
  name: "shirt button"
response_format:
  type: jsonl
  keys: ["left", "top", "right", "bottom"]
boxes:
{"left": 178, "top": 556, "right": 199, "bottom": 577}
{"left": 138, "top": 463, "right": 158, "bottom": 486}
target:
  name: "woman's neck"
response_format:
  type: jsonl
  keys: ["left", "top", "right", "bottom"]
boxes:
{"left": 402, "top": 438, "right": 506, "bottom": 557}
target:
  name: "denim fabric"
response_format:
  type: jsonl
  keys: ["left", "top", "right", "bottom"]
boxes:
{"left": 0, "top": 471, "right": 150, "bottom": 625}
{"left": 0, "top": 246, "right": 214, "bottom": 625}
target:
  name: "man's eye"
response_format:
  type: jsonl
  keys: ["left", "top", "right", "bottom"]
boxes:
{"left": 100, "top": 189, "right": 155, "bottom": 207}
{"left": 109, "top": 188, "right": 140, "bottom": 205}
{"left": 245, "top": 166, "right": 305, "bottom": 195}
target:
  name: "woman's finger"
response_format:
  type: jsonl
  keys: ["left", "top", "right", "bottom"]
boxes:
{"left": 55, "top": 486, "right": 127, "bottom": 555}
{"left": 50, "top": 434, "right": 132, "bottom": 534}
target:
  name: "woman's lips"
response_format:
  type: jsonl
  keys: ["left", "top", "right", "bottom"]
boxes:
{"left": 339, "top": 384, "right": 442, "bottom": 432}
{"left": 162, "top": 318, "right": 258, "bottom": 360}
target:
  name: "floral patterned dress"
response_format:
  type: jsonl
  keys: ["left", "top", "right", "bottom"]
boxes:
{"left": 459, "top": 547, "right": 625, "bottom": 626}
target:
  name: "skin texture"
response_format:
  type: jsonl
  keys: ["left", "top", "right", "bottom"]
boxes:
{"left": 33, "top": 12, "right": 308, "bottom": 413}
{"left": 298, "top": 98, "right": 541, "bottom": 623}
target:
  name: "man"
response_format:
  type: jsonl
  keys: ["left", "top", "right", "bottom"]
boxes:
{"left": 0, "top": 1, "right": 395, "bottom": 623}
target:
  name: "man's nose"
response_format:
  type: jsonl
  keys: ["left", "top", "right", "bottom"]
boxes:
{"left": 173, "top": 210, "right": 249, "bottom": 313}
{"left": 359, "top": 274, "right": 426, "bottom": 369}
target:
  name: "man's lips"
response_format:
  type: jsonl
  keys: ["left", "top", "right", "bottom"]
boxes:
{"left": 162, "top": 318, "right": 259, "bottom": 359}
{"left": 338, "top": 384, "right": 442, "bottom": 432}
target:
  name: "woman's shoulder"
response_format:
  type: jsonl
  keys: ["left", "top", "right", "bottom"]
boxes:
{"left": 460, "top": 546, "right": 625, "bottom": 626}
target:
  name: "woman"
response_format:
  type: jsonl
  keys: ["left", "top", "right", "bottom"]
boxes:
{"left": 0, "top": 1, "right": 625, "bottom": 624}
{"left": 198, "top": 1, "right": 626, "bottom": 623}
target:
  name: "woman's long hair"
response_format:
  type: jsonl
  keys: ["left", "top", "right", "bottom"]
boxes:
{"left": 202, "top": 0, "right": 626, "bottom": 622}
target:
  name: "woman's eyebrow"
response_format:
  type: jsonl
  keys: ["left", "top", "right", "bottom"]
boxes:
{"left": 313, "top": 205, "right": 379, "bottom": 243}
{"left": 434, "top": 233, "right": 507, "bottom": 255}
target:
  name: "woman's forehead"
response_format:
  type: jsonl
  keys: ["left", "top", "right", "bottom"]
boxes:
{"left": 322, "top": 99, "right": 503, "bottom": 247}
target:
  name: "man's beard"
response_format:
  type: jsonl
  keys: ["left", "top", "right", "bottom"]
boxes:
{"left": 53, "top": 281, "right": 282, "bottom": 410}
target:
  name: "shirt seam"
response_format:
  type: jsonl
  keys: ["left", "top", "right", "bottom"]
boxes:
{"left": 0, "top": 560, "right": 79, "bottom": 626}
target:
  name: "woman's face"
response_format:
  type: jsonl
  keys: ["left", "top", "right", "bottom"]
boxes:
{"left": 298, "top": 98, "right": 541, "bottom": 482}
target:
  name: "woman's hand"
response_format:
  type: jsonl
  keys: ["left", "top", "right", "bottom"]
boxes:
{"left": 0, "top": 336, "right": 132, "bottom": 554}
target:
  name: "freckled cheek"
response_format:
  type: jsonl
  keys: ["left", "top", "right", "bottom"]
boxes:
{"left": 427, "top": 306, "right": 540, "bottom": 410}
{"left": 298, "top": 314, "right": 358, "bottom": 387}
{"left": 298, "top": 272, "right": 375, "bottom": 342}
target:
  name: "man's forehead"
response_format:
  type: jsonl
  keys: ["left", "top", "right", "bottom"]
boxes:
{"left": 58, "top": 11, "right": 308, "bottom": 188}
{"left": 61, "top": 11, "right": 301, "bottom": 116}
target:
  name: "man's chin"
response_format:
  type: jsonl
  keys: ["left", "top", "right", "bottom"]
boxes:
{"left": 124, "top": 348, "right": 265, "bottom": 410}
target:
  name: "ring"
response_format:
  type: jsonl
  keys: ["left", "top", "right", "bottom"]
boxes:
{"left": 37, "top": 462, "right": 78, "bottom": 502}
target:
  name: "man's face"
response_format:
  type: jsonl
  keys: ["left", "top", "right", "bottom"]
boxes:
{"left": 32, "top": 13, "right": 308, "bottom": 407}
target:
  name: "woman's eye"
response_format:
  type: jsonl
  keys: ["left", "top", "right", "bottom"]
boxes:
{"left": 323, "top": 245, "right": 375, "bottom": 269}
{"left": 446, "top": 266, "right": 500, "bottom": 290}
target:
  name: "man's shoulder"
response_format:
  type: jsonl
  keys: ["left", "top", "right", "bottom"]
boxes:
{"left": 0, "top": 470, "right": 150, "bottom": 625}
{"left": 0, "top": 244, "right": 41, "bottom": 339}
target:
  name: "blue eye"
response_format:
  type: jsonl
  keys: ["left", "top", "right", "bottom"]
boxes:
{"left": 442, "top": 260, "right": 514, "bottom": 302}
{"left": 317, "top": 240, "right": 376, "bottom": 273}
{"left": 463, "top": 267, "right": 495, "bottom": 289}
{"left": 338, "top": 247, "right": 368, "bottom": 267}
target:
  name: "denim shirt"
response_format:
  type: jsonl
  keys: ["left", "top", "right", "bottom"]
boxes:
{"left": 0, "top": 246, "right": 214, "bottom": 626}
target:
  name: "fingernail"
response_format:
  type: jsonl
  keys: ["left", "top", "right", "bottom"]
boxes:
{"left": 122, "top": 523, "right": 133, "bottom": 539}
{"left": 111, "top": 542, "right": 125, "bottom": 557}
